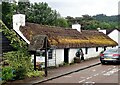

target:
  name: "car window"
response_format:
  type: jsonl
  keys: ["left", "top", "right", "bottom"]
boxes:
{"left": 105, "top": 49, "right": 118, "bottom": 53}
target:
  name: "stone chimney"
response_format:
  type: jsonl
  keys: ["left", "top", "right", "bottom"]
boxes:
{"left": 13, "top": 14, "right": 30, "bottom": 44}
{"left": 72, "top": 24, "right": 81, "bottom": 32}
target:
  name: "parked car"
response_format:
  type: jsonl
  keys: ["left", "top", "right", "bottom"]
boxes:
{"left": 100, "top": 48, "right": 120, "bottom": 64}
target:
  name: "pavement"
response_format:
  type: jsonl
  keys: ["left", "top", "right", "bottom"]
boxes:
{"left": 6, "top": 57, "right": 101, "bottom": 85}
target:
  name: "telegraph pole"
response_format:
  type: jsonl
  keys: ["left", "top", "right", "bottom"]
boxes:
{"left": 45, "top": 37, "right": 47, "bottom": 77}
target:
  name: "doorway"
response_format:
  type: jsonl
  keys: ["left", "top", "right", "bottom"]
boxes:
{"left": 64, "top": 48, "right": 69, "bottom": 63}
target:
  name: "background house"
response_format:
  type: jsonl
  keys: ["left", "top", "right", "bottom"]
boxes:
{"left": 13, "top": 14, "right": 118, "bottom": 67}
{"left": 99, "top": 28, "right": 120, "bottom": 47}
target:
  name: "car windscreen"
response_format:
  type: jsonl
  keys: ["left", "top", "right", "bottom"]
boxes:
{"left": 104, "top": 49, "right": 118, "bottom": 53}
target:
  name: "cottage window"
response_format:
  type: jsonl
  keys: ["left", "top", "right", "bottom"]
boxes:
{"left": 48, "top": 49, "right": 53, "bottom": 59}
{"left": 96, "top": 47, "right": 98, "bottom": 52}
{"left": 85, "top": 47, "right": 88, "bottom": 54}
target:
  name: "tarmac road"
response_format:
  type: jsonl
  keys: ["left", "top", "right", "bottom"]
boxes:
{"left": 44, "top": 64, "right": 120, "bottom": 84}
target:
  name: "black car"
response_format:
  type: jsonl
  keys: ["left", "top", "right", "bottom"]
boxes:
{"left": 100, "top": 48, "right": 120, "bottom": 64}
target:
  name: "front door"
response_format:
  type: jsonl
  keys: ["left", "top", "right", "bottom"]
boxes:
{"left": 64, "top": 48, "right": 69, "bottom": 63}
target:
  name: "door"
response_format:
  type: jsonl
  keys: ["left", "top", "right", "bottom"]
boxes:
{"left": 64, "top": 48, "right": 69, "bottom": 63}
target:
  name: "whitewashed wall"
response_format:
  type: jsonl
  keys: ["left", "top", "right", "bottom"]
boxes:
{"left": 108, "top": 30, "right": 120, "bottom": 46}
{"left": 82, "top": 47, "right": 104, "bottom": 60}
{"left": 69, "top": 49, "right": 78, "bottom": 63}
{"left": 55, "top": 49, "right": 64, "bottom": 66}
{"left": 31, "top": 46, "right": 113, "bottom": 67}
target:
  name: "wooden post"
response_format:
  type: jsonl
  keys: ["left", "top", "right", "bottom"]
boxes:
{"left": 45, "top": 37, "right": 47, "bottom": 77}
{"left": 34, "top": 51, "right": 36, "bottom": 71}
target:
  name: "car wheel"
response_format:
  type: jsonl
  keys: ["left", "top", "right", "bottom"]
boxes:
{"left": 101, "top": 61, "right": 105, "bottom": 65}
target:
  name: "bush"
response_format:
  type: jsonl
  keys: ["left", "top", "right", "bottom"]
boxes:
{"left": 2, "top": 66, "right": 15, "bottom": 81}
{"left": 13, "top": 66, "right": 27, "bottom": 79}
{"left": 26, "top": 70, "right": 45, "bottom": 78}
{"left": 3, "top": 51, "right": 33, "bottom": 80}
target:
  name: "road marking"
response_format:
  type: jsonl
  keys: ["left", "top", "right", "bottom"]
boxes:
{"left": 79, "top": 79, "right": 86, "bottom": 83}
{"left": 85, "top": 81, "right": 95, "bottom": 84}
{"left": 108, "top": 68, "right": 112, "bottom": 70}
{"left": 103, "top": 68, "right": 120, "bottom": 76}
{"left": 93, "top": 73, "right": 99, "bottom": 77}
{"left": 101, "top": 71, "right": 106, "bottom": 74}
{"left": 92, "top": 69, "right": 96, "bottom": 72}
{"left": 86, "top": 76, "right": 92, "bottom": 80}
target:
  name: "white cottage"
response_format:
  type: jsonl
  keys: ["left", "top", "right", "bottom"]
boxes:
{"left": 13, "top": 14, "right": 118, "bottom": 67}
{"left": 99, "top": 28, "right": 120, "bottom": 47}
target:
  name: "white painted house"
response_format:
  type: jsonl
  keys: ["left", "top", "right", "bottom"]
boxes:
{"left": 13, "top": 14, "right": 118, "bottom": 67}
{"left": 98, "top": 28, "right": 120, "bottom": 47}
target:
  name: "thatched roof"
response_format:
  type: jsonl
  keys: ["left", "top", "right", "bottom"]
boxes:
{"left": 20, "top": 23, "right": 118, "bottom": 48}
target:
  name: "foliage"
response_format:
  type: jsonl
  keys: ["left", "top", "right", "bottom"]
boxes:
{"left": 17, "top": 0, "right": 30, "bottom": 14}
{"left": 2, "top": 66, "right": 15, "bottom": 81}
{"left": 1, "top": 20, "right": 33, "bottom": 80}
{"left": 55, "top": 18, "right": 69, "bottom": 28}
{"left": 26, "top": 70, "right": 45, "bottom": 78}
{"left": 26, "top": 2, "right": 58, "bottom": 26}
{"left": 1, "top": 2, "right": 16, "bottom": 29}
{"left": 0, "top": 20, "right": 27, "bottom": 50}
{"left": 66, "top": 14, "right": 118, "bottom": 30}
{"left": 3, "top": 50, "right": 32, "bottom": 79}
{"left": 2, "top": 1, "right": 68, "bottom": 28}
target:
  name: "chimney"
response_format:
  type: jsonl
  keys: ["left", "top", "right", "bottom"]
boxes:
{"left": 97, "top": 28, "right": 106, "bottom": 34}
{"left": 13, "top": 14, "right": 25, "bottom": 31}
{"left": 13, "top": 14, "right": 30, "bottom": 44}
{"left": 72, "top": 24, "right": 81, "bottom": 32}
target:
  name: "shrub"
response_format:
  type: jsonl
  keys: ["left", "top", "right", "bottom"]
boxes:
{"left": 2, "top": 66, "right": 15, "bottom": 81}
{"left": 26, "top": 70, "right": 45, "bottom": 78}
{"left": 3, "top": 51, "right": 33, "bottom": 80}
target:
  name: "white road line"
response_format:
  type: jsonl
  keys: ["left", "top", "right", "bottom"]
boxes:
{"left": 92, "top": 69, "right": 96, "bottom": 72}
{"left": 103, "top": 68, "right": 120, "bottom": 76}
{"left": 85, "top": 81, "right": 95, "bottom": 84}
{"left": 101, "top": 71, "right": 106, "bottom": 74}
{"left": 108, "top": 68, "right": 112, "bottom": 70}
{"left": 93, "top": 73, "right": 99, "bottom": 77}
{"left": 86, "top": 76, "right": 92, "bottom": 80}
{"left": 79, "top": 79, "right": 86, "bottom": 83}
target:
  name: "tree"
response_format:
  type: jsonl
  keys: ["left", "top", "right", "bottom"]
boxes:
{"left": 17, "top": 0, "right": 30, "bottom": 14}
{"left": 55, "top": 18, "right": 68, "bottom": 28}
{"left": 2, "top": 1, "right": 17, "bottom": 29}
{"left": 26, "top": 2, "right": 58, "bottom": 26}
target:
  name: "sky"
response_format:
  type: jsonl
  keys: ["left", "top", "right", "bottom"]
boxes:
{"left": 29, "top": 0, "right": 120, "bottom": 17}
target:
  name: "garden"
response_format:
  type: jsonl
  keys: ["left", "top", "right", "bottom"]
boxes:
{"left": 0, "top": 20, "right": 45, "bottom": 84}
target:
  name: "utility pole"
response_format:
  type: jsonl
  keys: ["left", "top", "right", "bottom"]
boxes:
{"left": 45, "top": 37, "right": 47, "bottom": 77}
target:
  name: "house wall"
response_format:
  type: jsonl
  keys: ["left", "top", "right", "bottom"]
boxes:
{"left": 108, "top": 30, "right": 120, "bottom": 46}
{"left": 54, "top": 49, "right": 64, "bottom": 66}
{"left": 69, "top": 49, "right": 78, "bottom": 63}
{"left": 82, "top": 48, "right": 101, "bottom": 59}
{"left": 31, "top": 46, "right": 113, "bottom": 67}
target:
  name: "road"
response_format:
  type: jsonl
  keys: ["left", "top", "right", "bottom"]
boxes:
{"left": 43, "top": 64, "right": 120, "bottom": 84}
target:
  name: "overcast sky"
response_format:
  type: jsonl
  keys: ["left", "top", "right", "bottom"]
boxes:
{"left": 29, "top": 0, "right": 120, "bottom": 17}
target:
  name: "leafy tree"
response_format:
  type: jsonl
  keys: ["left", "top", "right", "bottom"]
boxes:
{"left": 2, "top": 1, "right": 17, "bottom": 29}
{"left": 55, "top": 18, "right": 68, "bottom": 28}
{"left": 26, "top": 2, "right": 58, "bottom": 26}
{"left": 17, "top": 0, "right": 30, "bottom": 14}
